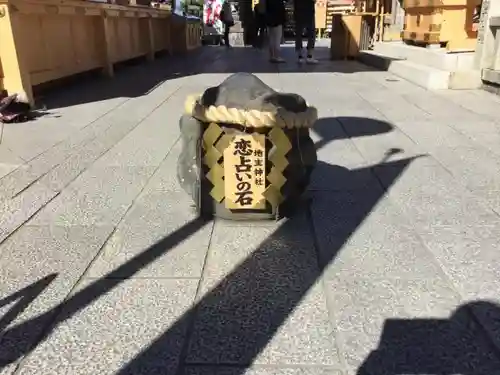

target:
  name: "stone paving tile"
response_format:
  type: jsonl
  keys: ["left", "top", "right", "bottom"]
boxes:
{"left": 88, "top": 83, "right": 204, "bottom": 170}
{"left": 186, "top": 215, "right": 340, "bottom": 367}
{"left": 365, "top": 72, "right": 427, "bottom": 96}
{"left": 0, "top": 115, "right": 119, "bottom": 201}
{"left": 0, "top": 95, "right": 126, "bottom": 162}
{"left": 381, "top": 166, "right": 500, "bottom": 289}
{"left": 84, "top": 211, "right": 212, "bottom": 279}
{"left": 339, "top": 116, "right": 420, "bottom": 162}
{"left": 90, "top": 113, "right": 176, "bottom": 168}
{"left": 0, "top": 182, "right": 58, "bottom": 243}
{"left": 182, "top": 367, "right": 344, "bottom": 375}
{"left": 30, "top": 108, "right": 161, "bottom": 196}
{"left": 35, "top": 127, "right": 135, "bottom": 194}
{"left": 0, "top": 363, "right": 17, "bottom": 375}
{"left": 402, "top": 90, "right": 487, "bottom": 121}
{"left": 84, "top": 138, "right": 213, "bottom": 279}
{"left": 29, "top": 166, "right": 156, "bottom": 227}
{"left": 325, "top": 276, "right": 500, "bottom": 374}
{"left": 321, "top": 100, "right": 385, "bottom": 121}
{"left": 311, "top": 192, "right": 444, "bottom": 281}
{"left": 357, "top": 89, "right": 431, "bottom": 123}
{"left": 316, "top": 104, "right": 500, "bottom": 361}
{"left": 393, "top": 118, "right": 500, "bottom": 214}
{"left": 0, "top": 147, "right": 24, "bottom": 180}
{"left": 0, "top": 145, "right": 76, "bottom": 201}
{"left": 308, "top": 113, "right": 387, "bottom": 191}
{"left": 13, "top": 278, "right": 198, "bottom": 375}
{"left": 0, "top": 77, "right": 181, "bottom": 201}
{"left": 310, "top": 161, "right": 377, "bottom": 192}
{"left": 1, "top": 122, "right": 80, "bottom": 162}
{"left": 447, "top": 119, "right": 500, "bottom": 157}
{"left": 0, "top": 225, "right": 113, "bottom": 364}
{"left": 134, "top": 141, "right": 186, "bottom": 195}
{"left": 84, "top": 188, "right": 211, "bottom": 279}
{"left": 437, "top": 89, "right": 500, "bottom": 121}
{"left": 373, "top": 156, "right": 500, "bottom": 352}
{"left": 374, "top": 156, "right": 498, "bottom": 230}
{"left": 3, "top": 45, "right": 500, "bottom": 375}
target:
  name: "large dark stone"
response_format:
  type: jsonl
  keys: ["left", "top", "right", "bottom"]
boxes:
{"left": 199, "top": 72, "right": 308, "bottom": 114}
{"left": 177, "top": 114, "right": 203, "bottom": 213}
{"left": 177, "top": 73, "right": 317, "bottom": 220}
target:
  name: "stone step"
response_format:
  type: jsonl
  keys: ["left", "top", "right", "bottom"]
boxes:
{"left": 372, "top": 42, "right": 475, "bottom": 71}
{"left": 359, "top": 50, "right": 481, "bottom": 90}
{"left": 482, "top": 68, "right": 500, "bottom": 86}
{"left": 359, "top": 50, "right": 449, "bottom": 90}
{"left": 449, "top": 70, "right": 483, "bottom": 90}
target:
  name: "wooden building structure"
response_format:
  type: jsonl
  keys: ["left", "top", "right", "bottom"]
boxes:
{"left": 401, "top": 0, "right": 482, "bottom": 52}
{"left": 0, "top": 0, "right": 202, "bottom": 105}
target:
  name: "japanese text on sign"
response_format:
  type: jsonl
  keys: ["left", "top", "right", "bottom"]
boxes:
{"left": 224, "top": 134, "right": 266, "bottom": 210}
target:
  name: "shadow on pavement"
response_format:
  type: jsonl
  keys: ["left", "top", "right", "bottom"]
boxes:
{"left": 358, "top": 300, "right": 500, "bottom": 375}
{"left": 0, "top": 218, "right": 211, "bottom": 367}
{"left": 39, "top": 45, "right": 376, "bottom": 110}
{"left": 0, "top": 274, "right": 57, "bottom": 333}
{"left": 117, "top": 156, "right": 416, "bottom": 375}
{"left": 4, "top": 116, "right": 491, "bottom": 375}
{"left": 313, "top": 116, "right": 395, "bottom": 151}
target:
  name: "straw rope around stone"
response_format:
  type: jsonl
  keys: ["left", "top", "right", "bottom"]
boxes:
{"left": 184, "top": 94, "right": 318, "bottom": 129}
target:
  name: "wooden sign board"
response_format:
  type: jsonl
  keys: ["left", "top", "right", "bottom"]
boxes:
{"left": 224, "top": 134, "right": 266, "bottom": 210}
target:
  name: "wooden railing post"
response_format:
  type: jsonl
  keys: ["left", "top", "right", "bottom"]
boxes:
{"left": 0, "top": 3, "right": 34, "bottom": 105}
{"left": 147, "top": 16, "right": 155, "bottom": 61}
{"left": 101, "top": 12, "right": 114, "bottom": 77}
{"left": 167, "top": 14, "right": 172, "bottom": 54}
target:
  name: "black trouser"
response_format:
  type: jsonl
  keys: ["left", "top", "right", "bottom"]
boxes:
{"left": 223, "top": 24, "right": 231, "bottom": 47}
{"left": 255, "top": 24, "right": 266, "bottom": 48}
{"left": 294, "top": 10, "right": 315, "bottom": 52}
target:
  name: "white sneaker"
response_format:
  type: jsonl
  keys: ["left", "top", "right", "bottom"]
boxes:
{"left": 298, "top": 55, "right": 305, "bottom": 64}
{"left": 306, "top": 56, "right": 319, "bottom": 64}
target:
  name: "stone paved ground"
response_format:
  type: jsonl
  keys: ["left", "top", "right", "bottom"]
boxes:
{"left": 1, "top": 42, "right": 500, "bottom": 375}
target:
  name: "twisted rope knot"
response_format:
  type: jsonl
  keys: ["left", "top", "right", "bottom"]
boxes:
{"left": 184, "top": 94, "right": 317, "bottom": 129}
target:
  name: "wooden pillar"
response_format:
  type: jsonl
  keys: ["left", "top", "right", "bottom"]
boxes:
{"left": 0, "top": 4, "right": 34, "bottom": 105}
{"left": 147, "top": 17, "right": 156, "bottom": 61}
{"left": 101, "top": 13, "right": 115, "bottom": 77}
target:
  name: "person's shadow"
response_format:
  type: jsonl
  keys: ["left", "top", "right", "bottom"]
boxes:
{"left": 357, "top": 300, "right": 500, "bottom": 375}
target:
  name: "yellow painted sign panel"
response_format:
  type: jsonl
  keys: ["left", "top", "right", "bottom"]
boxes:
{"left": 223, "top": 134, "right": 266, "bottom": 210}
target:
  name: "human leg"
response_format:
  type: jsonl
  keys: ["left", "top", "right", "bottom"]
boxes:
{"left": 268, "top": 26, "right": 285, "bottom": 62}
{"left": 223, "top": 24, "right": 230, "bottom": 47}
{"left": 268, "top": 26, "right": 278, "bottom": 60}
{"left": 268, "top": 27, "right": 276, "bottom": 59}
{"left": 304, "top": 13, "right": 318, "bottom": 63}
{"left": 274, "top": 25, "right": 284, "bottom": 61}
{"left": 257, "top": 25, "right": 265, "bottom": 48}
{"left": 294, "top": 14, "right": 304, "bottom": 58}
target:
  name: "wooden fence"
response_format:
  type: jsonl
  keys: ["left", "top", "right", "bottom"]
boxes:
{"left": 0, "top": 0, "right": 202, "bottom": 104}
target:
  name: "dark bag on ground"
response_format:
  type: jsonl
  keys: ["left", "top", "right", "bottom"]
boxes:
{"left": 0, "top": 92, "right": 32, "bottom": 123}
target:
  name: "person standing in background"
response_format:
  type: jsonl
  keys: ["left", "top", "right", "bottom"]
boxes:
{"left": 265, "top": 0, "right": 286, "bottom": 63}
{"left": 220, "top": 0, "right": 234, "bottom": 47}
{"left": 254, "top": 1, "right": 267, "bottom": 48}
{"left": 293, "top": 0, "right": 318, "bottom": 64}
